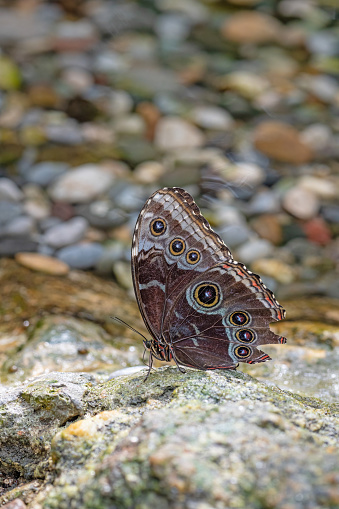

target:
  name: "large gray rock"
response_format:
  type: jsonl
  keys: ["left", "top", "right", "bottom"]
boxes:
{"left": 1, "top": 368, "right": 338, "bottom": 508}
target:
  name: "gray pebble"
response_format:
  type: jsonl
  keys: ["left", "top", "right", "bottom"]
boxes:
{"left": 25, "top": 162, "right": 69, "bottom": 187}
{"left": 0, "top": 178, "right": 23, "bottom": 201}
{"left": 4, "top": 215, "right": 36, "bottom": 236}
{"left": 43, "top": 217, "right": 88, "bottom": 248}
{"left": 0, "top": 201, "right": 23, "bottom": 226}
{"left": 217, "top": 224, "right": 251, "bottom": 248}
{"left": 321, "top": 205, "right": 339, "bottom": 224}
{"left": 246, "top": 189, "right": 280, "bottom": 215}
{"left": 0, "top": 237, "right": 38, "bottom": 257}
{"left": 76, "top": 201, "right": 127, "bottom": 229}
{"left": 57, "top": 242, "right": 104, "bottom": 269}
{"left": 95, "top": 242, "right": 125, "bottom": 275}
{"left": 237, "top": 239, "right": 274, "bottom": 264}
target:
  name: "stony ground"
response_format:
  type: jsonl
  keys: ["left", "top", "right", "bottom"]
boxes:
{"left": 0, "top": 0, "right": 339, "bottom": 507}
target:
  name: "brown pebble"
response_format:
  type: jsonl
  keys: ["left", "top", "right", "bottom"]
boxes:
{"left": 253, "top": 121, "right": 313, "bottom": 164}
{"left": 15, "top": 253, "right": 70, "bottom": 276}
{"left": 221, "top": 11, "right": 282, "bottom": 45}
{"left": 251, "top": 215, "right": 283, "bottom": 245}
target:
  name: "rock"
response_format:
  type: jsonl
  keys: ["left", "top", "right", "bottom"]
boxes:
{"left": 133, "top": 161, "right": 165, "bottom": 184}
{"left": 322, "top": 204, "right": 339, "bottom": 224}
{"left": 237, "top": 238, "right": 274, "bottom": 264}
{"left": 251, "top": 258, "right": 296, "bottom": 284}
{"left": 253, "top": 121, "right": 313, "bottom": 164}
{"left": 15, "top": 253, "right": 70, "bottom": 276}
{"left": 48, "top": 164, "right": 116, "bottom": 204}
{"left": 0, "top": 178, "right": 23, "bottom": 201}
{"left": 45, "top": 119, "right": 83, "bottom": 145}
{"left": 0, "top": 238, "right": 38, "bottom": 257}
{"left": 25, "top": 162, "right": 69, "bottom": 187}
{"left": 136, "top": 101, "right": 160, "bottom": 140}
{"left": 61, "top": 67, "right": 93, "bottom": 93}
{"left": 2, "top": 499, "right": 27, "bottom": 508}
{"left": 52, "top": 20, "right": 98, "bottom": 52}
{"left": 218, "top": 71, "right": 269, "bottom": 100}
{"left": 247, "top": 189, "right": 281, "bottom": 215}
{"left": 303, "top": 218, "right": 332, "bottom": 246}
{"left": 154, "top": 116, "right": 205, "bottom": 151}
{"left": 251, "top": 214, "right": 283, "bottom": 245}
{"left": 112, "top": 260, "right": 133, "bottom": 290}
{"left": 113, "top": 114, "right": 146, "bottom": 136}
{"left": 217, "top": 224, "right": 251, "bottom": 248}
{"left": 282, "top": 186, "right": 319, "bottom": 220}
{"left": 23, "top": 184, "right": 51, "bottom": 220}
{"left": 75, "top": 200, "right": 127, "bottom": 229}
{"left": 8, "top": 368, "right": 338, "bottom": 508}
{"left": 57, "top": 242, "right": 104, "bottom": 269}
{"left": 43, "top": 217, "right": 88, "bottom": 249}
{"left": 0, "top": 201, "right": 22, "bottom": 225}
{"left": 300, "top": 124, "right": 333, "bottom": 152}
{"left": 1, "top": 316, "right": 138, "bottom": 384}
{"left": 0, "top": 372, "right": 94, "bottom": 477}
{"left": 108, "top": 90, "right": 133, "bottom": 117}
{"left": 0, "top": 56, "right": 21, "bottom": 90}
{"left": 298, "top": 175, "right": 337, "bottom": 200}
{"left": 189, "top": 105, "right": 234, "bottom": 130}
{"left": 221, "top": 11, "right": 282, "bottom": 44}
{"left": 4, "top": 216, "right": 36, "bottom": 237}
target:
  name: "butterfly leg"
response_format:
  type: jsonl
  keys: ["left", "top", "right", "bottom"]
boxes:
{"left": 170, "top": 348, "right": 186, "bottom": 374}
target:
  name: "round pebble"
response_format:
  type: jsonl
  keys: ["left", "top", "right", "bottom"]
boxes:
{"left": 25, "top": 162, "right": 69, "bottom": 187}
{"left": 43, "top": 217, "right": 88, "bottom": 248}
{"left": 282, "top": 187, "right": 319, "bottom": 220}
{"left": 0, "top": 178, "right": 23, "bottom": 201}
{"left": 57, "top": 243, "right": 104, "bottom": 269}
{"left": 0, "top": 201, "right": 23, "bottom": 225}
{"left": 15, "top": 252, "right": 70, "bottom": 275}
{"left": 254, "top": 121, "right": 313, "bottom": 164}
{"left": 48, "top": 164, "right": 116, "bottom": 204}
{"left": 237, "top": 238, "right": 274, "bottom": 264}
{"left": 189, "top": 106, "right": 234, "bottom": 131}
{"left": 154, "top": 116, "right": 205, "bottom": 151}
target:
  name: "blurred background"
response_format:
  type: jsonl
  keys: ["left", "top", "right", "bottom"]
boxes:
{"left": 0, "top": 0, "right": 338, "bottom": 301}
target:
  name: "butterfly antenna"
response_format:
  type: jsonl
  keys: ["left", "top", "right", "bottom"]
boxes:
{"left": 111, "top": 316, "right": 148, "bottom": 341}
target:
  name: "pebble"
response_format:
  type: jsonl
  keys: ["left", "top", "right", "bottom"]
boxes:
{"left": 251, "top": 258, "right": 295, "bottom": 284}
{"left": 300, "top": 124, "right": 332, "bottom": 152}
{"left": 45, "top": 119, "right": 83, "bottom": 145}
{"left": 246, "top": 189, "right": 280, "bottom": 215}
{"left": 298, "top": 174, "right": 337, "bottom": 201}
{"left": 154, "top": 116, "right": 205, "bottom": 150}
{"left": 112, "top": 260, "right": 133, "bottom": 290}
{"left": 48, "top": 164, "right": 116, "bottom": 204}
{"left": 43, "top": 217, "right": 88, "bottom": 249}
{"left": 4, "top": 216, "right": 36, "bottom": 237}
{"left": 218, "top": 224, "right": 251, "bottom": 248}
{"left": 108, "top": 90, "right": 133, "bottom": 117}
{"left": 95, "top": 242, "right": 125, "bottom": 275}
{"left": 15, "top": 253, "right": 70, "bottom": 276}
{"left": 189, "top": 106, "right": 234, "bottom": 131}
{"left": 76, "top": 200, "right": 127, "bottom": 229}
{"left": 321, "top": 205, "right": 339, "bottom": 224}
{"left": 282, "top": 187, "right": 319, "bottom": 220}
{"left": 0, "top": 201, "right": 23, "bottom": 225}
{"left": 25, "top": 162, "right": 69, "bottom": 187}
{"left": 0, "top": 55, "right": 21, "bottom": 90}
{"left": 57, "top": 243, "right": 104, "bottom": 269}
{"left": 303, "top": 218, "right": 332, "bottom": 246}
{"left": 61, "top": 67, "right": 93, "bottom": 93}
{"left": 237, "top": 238, "right": 274, "bottom": 264}
{"left": 251, "top": 215, "right": 283, "bottom": 245}
{"left": 52, "top": 20, "right": 98, "bottom": 52}
{"left": 221, "top": 11, "right": 282, "bottom": 45}
{"left": 133, "top": 161, "right": 165, "bottom": 184}
{"left": 0, "top": 237, "right": 38, "bottom": 257}
{"left": 0, "top": 178, "right": 23, "bottom": 201}
{"left": 253, "top": 121, "right": 313, "bottom": 164}
{"left": 23, "top": 184, "right": 51, "bottom": 220}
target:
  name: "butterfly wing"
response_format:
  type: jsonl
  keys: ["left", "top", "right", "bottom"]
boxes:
{"left": 163, "top": 260, "right": 286, "bottom": 369}
{"left": 131, "top": 187, "right": 232, "bottom": 341}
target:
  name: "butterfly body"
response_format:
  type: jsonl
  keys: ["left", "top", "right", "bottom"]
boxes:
{"left": 132, "top": 187, "right": 286, "bottom": 371}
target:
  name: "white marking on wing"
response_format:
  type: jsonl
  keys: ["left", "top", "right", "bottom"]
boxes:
{"left": 139, "top": 280, "right": 166, "bottom": 292}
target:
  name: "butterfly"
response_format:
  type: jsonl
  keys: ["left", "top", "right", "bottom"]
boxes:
{"left": 131, "top": 187, "right": 286, "bottom": 372}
